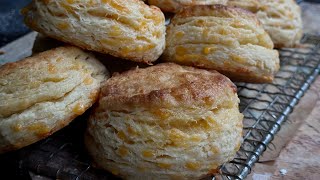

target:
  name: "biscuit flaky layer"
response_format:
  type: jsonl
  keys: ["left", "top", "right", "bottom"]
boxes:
{"left": 86, "top": 63, "right": 243, "bottom": 179}
{"left": 163, "top": 5, "right": 280, "bottom": 83}
{"left": 0, "top": 46, "right": 109, "bottom": 153}
{"left": 257, "top": 0, "right": 303, "bottom": 48}
{"left": 228, "top": 0, "right": 303, "bottom": 48}
{"left": 148, "top": 0, "right": 228, "bottom": 13}
{"left": 22, "top": 0, "right": 166, "bottom": 63}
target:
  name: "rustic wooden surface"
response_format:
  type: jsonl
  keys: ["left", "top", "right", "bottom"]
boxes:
{"left": 0, "top": 32, "right": 37, "bottom": 65}
{"left": 0, "top": 2, "right": 319, "bottom": 180}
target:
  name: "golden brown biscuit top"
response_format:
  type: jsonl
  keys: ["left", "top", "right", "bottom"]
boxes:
{"left": 227, "top": 0, "right": 261, "bottom": 13}
{"left": 99, "top": 63, "right": 237, "bottom": 110}
{"left": 167, "top": 4, "right": 274, "bottom": 50}
{"left": 148, "top": 0, "right": 228, "bottom": 13}
{"left": 174, "top": 4, "right": 257, "bottom": 21}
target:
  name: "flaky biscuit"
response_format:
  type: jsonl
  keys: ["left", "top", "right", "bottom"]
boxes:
{"left": 0, "top": 46, "right": 109, "bottom": 153}
{"left": 22, "top": 0, "right": 166, "bottom": 63}
{"left": 257, "top": 0, "right": 303, "bottom": 48}
{"left": 227, "top": 0, "right": 303, "bottom": 48}
{"left": 85, "top": 63, "right": 243, "bottom": 179}
{"left": 163, "top": 5, "right": 280, "bottom": 83}
{"left": 148, "top": 0, "right": 227, "bottom": 13}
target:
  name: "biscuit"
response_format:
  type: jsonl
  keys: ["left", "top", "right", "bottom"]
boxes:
{"left": 0, "top": 46, "right": 109, "bottom": 153}
{"left": 163, "top": 5, "right": 280, "bottom": 83}
{"left": 227, "top": 0, "right": 303, "bottom": 48}
{"left": 257, "top": 0, "right": 303, "bottom": 48}
{"left": 85, "top": 63, "right": 243, "bottom": 179}
{"left": 148, "top": 0, "right": 228, "bottom": 13}
{"left": 22, "top": 0, "right": 166, "bottom": 63}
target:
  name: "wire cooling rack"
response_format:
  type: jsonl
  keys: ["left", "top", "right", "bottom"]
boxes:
{"left": 4, "top": 33, "right": 317, "bottom": 180}
{"left": 218, "top": 34, "right": 320, "bottom": 179}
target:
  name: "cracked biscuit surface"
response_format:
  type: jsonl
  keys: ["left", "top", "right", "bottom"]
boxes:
{"left": 85, "top": 63, "right": 243, "bottom": 179}
{"left": 0, "top": 46, "right": 109, "bottom": 154}
{"left": 148, "top": 0, "right": 227, "bottom": 13}
{"left": 22, "top": 0, "right": 166, "bottom": 63}
{"left": 163, "top": 5, "right": 280, "bottom": 83}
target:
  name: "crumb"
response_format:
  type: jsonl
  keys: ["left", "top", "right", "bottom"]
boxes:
{"left": 279, "top": 169, "right": 287, "bottom": 176}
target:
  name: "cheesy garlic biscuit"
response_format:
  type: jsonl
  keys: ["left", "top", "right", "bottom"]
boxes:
{"left": 22, "top": 0, "right": 166, "bottom": 63}
{"left": 148, "top": 0, "right": 228, "bottom": 13}
{"left": 0, "top": 46, "right": 109, "bottom": 153}
{"left": 85, "top": 63, "right": 243, "bottom": 179}
{"left": 163, "top": 5, "right": 280, "bottom": 83}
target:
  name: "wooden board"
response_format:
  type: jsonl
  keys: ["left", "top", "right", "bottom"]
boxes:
{"left": 0, "top": 32, "right": 37, "bottom": 65}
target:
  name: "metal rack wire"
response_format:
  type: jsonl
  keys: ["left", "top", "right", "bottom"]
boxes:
{"left": 8, "top": 34, "right": 318, "bottom": 180}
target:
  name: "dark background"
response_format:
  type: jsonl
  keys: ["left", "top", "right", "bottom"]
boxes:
{"left": 0, "top": 0, "right": 32, "bottom": 47}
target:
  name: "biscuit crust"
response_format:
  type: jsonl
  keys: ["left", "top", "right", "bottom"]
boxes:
{"left": 227, "top": 0, "right": 261, "bottom": 13}
{"left": 22, "top": 0, "right": 166, "bottom": 63}
{"left": 86, "top": 63, "right": 243, "bottom": 179}
{"left": 0, "top": 46, "right": 109, "bottom": 153}
{"left": 148, "top": 0, "right": 228, "bottom": 13}
{"left": 163, "top": 5, "right": 280, "bottom": 83}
